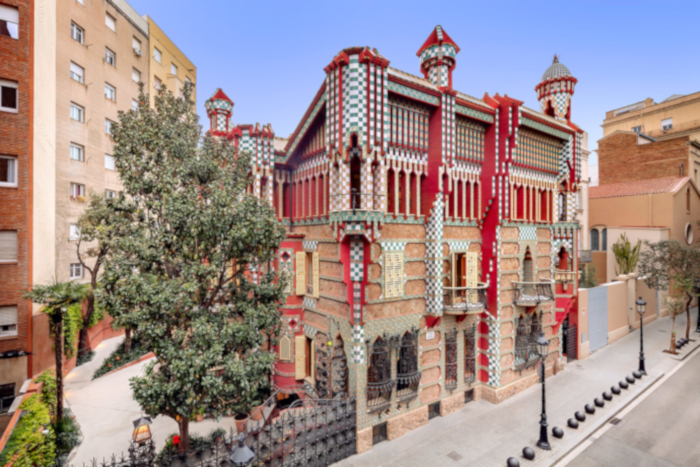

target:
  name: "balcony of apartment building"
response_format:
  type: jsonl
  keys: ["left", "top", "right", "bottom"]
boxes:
{"left": 513, "top": 246, "right": 554, "bottom": 307}
{"left": 443, "top": 251, "right": 488, "bottom": 315}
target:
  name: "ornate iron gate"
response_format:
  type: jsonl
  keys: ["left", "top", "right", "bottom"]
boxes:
{"left": 246, "top": 396, "right": 357, "bottom": 467}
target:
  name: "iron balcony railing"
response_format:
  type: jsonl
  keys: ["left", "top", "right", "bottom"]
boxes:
{"left": 579, "top": 249, "right": 593, "bottom": 263}
{"left": 442, "top": 283, "right": 488, "bottom": 314}
{"left": 330, "top": 192, "right": 385, "bottom": 213}
{"left": 554, "top": 269, "right": 580, "bottom": 292}
{"left": 513, "top": 279, "right": 555, "bottom": 307}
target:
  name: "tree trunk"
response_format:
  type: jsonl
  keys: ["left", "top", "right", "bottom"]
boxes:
{"left": 124, "top": 327, "right": 132, "bottom": 354}
{"left": 78, "top": 293, "right": 95, "bottom": 359}
{"left": 671, "top": 317, "right": 676, "bottom": 353}
{"left": 53, "top": 313, "right": 64, "bottom": 421}
{"left": 685, "top": 294, "right": 692, "bottom": 340}
{"left": 178, "top": 416, "right": 190, "bottom": 453}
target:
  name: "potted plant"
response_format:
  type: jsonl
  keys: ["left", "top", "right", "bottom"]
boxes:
{"left": 234, "top": 412, "right": 249, "bottom": 434}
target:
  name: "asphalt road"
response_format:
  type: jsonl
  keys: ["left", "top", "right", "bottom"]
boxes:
{"left": 566, "top": 348, "right": 700, "bottom": 467}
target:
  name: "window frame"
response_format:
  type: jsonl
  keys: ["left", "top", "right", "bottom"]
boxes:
{"left": 70, "top": 62, "right": 84, "bottom": 83}
{"left": 70, "top": 262, "right": 83, "bottom": 280}
{"left": 105, "top": 47, "right": 116, "bottom": 66}
{"left": 132, "top": 67, "right": 141, "bottom": 83}
{"left": 105, "top": 189, "right": 116, "bottom": 199}
{"left": 0, "top": 155, "right": 18, "bottom": 187}
{"left": 590, "top": 228, "right": 600, "bottom": 251}
{"left": 70, "top": 22, "right": 84, "bottom": 43}
{"left": 69, "top": 143, "right": 84, "bottom": 162}
{"left": 0, "top": 383, "right": 16, "bottom": 413}
{"left": 0, "top": 79, "right": 18, "bottom": 113}
{"left": 69, "top": 223, "right": 81, "bottom": 240}
{"left": 0, "top": 230, "right": 18, "bottom": 263}
{"left": 70, "top": 102, "right": 84, "bottom": 122}
{"left": 662, "top": 118, "right": 673, "bottom": 131}
{"left": 105, "top": 118, "right": 114, "bottom": 135}
{"left": 132, "top": 37, "right": 141, "bottom": 54}
{"left": 131, "top": 99, "right": 138, "bottom": 111}
{"left": 170, "top": 63, "right": 178, "bottom": 75}
{"left": 104, "top": 154, "right": 116, "bottom": 171}
{"left": 154, "top": 75, "right": 161, "bottom": 91}
{"left": 153, "top": 47, "right": 162, "bottom": 64}
{"left": 0, "top": 4, "right": 20, "bottom": 40}
{"left": 70, "top": 182, "right": 85, "bottom": 199}
{"left": 104, "top": 82, "right": 116, "bottom": 102}
{"left": 105, "top": 12, "right": 116, "bottom": 32}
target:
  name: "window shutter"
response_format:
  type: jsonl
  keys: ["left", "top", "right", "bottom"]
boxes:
{"left": 0, "top": 306, "right": 17, "bottom": 326}
{"left": 384, "top": 252, "right": 404, "bottom": 298}
{"left": 466, "top": 252, "right": 478, "bottom": 303}
{"left": 451, "top": 253, "right": 457, "bottom": 287}
{"left": 279, "top": 335, "right": 291, "bottom": 361}
{"left": 312, "top": 252, "right": 320, "bottom": 298}
{"left": 295, "top": 252, "right": 305, "bottom": 295}
{"left": 0, "top": 231, "right": 18, "bottom": 262}
{"left": 295, "top": 335, "right": 306, "bottom": 379}
{"left": 310, "top": 340, "right": 316, "bottom": 381}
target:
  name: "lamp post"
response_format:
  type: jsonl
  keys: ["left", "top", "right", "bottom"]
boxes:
{"left": 536, "top": 331, "right": 551, "bottom": 450}
{"left": 229, "top": 433, "right": 256, "bottom": 467}
{"left": 636, "top": 297, "right": 647, "bottom": 375}
{"left": 131, "top": 416, "right": 152, "bottom": 445}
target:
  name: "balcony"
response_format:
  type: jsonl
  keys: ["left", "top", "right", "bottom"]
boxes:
{"left": 513, "top": 280, "right": 554, "bottom": 307}
{"left": 331, "top": 192, "right": 384, "bottom": 213}
{"left": 554, "top": 269, "right": 580, "bottom": 292}
{"left": 579, "top": 249, "right": 593, "bottom": 263}
{"left": 442, "top": 284, "right": 488, "bottom": 315}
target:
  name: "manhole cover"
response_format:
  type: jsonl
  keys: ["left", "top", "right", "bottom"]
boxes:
{"left": 447, "top": 451, "right": 463, "bottom": 461}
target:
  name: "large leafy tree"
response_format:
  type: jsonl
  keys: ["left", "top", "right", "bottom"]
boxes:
{"left": 639, "top": 240, "right": 700, "bottom": 341}
{"left": 24, "top": 281, "right": 90, "bottom": 420}
{"left": 104, "top": 83, "right": 286, "bottom": 452}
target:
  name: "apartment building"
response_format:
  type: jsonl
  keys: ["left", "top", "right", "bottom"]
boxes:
{"left": 0, "top": 0, "right": 32, "bottom": 431}
{"left": 145, "top": 16, "right": 196, "bottom": 103}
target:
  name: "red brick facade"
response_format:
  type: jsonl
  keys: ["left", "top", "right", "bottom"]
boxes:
{"left": 0, "top": 0, "right": 32, "bottom": 372}
{"left": 598, "top": 132, "right": 692, "bottom": 185}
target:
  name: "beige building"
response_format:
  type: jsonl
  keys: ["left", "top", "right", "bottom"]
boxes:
{"left": 144, "top": 16, "right": 196, "bottom": 104}
{"left": 602, "top": 91, "right": 700, "bottom": 142}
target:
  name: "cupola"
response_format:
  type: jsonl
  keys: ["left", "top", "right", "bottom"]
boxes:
{"left": 535, "top": 55, "right": 578, "bottom": 121}
{"left": 417, "top": 25, "right": 460, "bottom": 89}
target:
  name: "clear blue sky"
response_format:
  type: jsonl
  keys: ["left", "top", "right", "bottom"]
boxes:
{"left": 130, "top": 0, "right": 699, "bottom": 165}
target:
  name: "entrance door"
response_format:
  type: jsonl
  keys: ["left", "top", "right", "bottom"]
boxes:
{"left": 588, "top": 286, "right": 608, "bottom": 352}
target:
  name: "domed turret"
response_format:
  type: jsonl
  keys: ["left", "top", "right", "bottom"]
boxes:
{"left": 535, "top": 55, "right": 577, "bottom": 121}
{"left": 417, "top": 25, "right": 460, "bottom": 88}
{"left": 205, "top": 88, "right": 234, "bottom": 134}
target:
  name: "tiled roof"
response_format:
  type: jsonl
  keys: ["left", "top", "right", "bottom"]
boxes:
{"left": 273, "top": 137, "right": 288, "bottom": 152}
{"left": 541, "top": 55, "right": 572, "bottom": 81}
{"left": 589, "top": 176, "right": 689, "bottom": 199}
{"left": 387, "top": 67, "right": 438, "bottom": 91}
{"left": 521, "top": 106, "right": 573, "bottom": 131}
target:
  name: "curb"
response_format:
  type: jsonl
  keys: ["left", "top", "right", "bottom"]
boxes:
{"left": 95, "top": 352, "right": 154, "bottom": 379}
{"left": 670, "top": 340, "right": 700, "bottom": 361}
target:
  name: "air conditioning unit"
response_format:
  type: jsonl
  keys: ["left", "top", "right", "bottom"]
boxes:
{"left": 133, "top": 48, "right": 142, "bottom": 57}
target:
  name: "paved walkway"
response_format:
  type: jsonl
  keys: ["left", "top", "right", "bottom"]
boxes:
{"left": 335, "top": 309, "right": 699, "bottom": 467}
{"left": 64, "top": 336, "right": 237, "bottom": 466}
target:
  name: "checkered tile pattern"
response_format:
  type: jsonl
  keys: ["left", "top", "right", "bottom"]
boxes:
{"left": 386, "top": 81, "right": 440, "bottom": 106}
{"left": 425, "top": 197, "right": 444, "bottom": 316}
{"left": 350, "top": 239, "right": 364, "bottom": 282}
{"left": 303, "top": 296, "right": 318, "bottom": 310}
{"left": 520, "top": 117, "right": 570, "bottom": 141}
{"left": 303, "top": 241, "right": 318, "bottom": 251}
{"left": 518, "top": 225, "right": 538, "bottom": 241}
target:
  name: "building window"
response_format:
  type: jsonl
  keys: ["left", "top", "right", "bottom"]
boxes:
{"left": 70, "top": 103, "right": 84, "bottom": 122}
{"left": 170, "top": 63, "right": 178, "bottom": 75}
{"left": 105, "top": 13, "right": 116, "bottom": 31}
{"left": 445, "top": 331, "right": 458, "bottom": 391}
{"left": 185, "top": 76, "right": 191, "bottom": 85}
{"left": 632, "top": 126, "right": 641, "bottom": 133}
{"left": 70, "top": 144, "right": 84, "bottom": 161}
{"left": 0, "top": 155, "right": 18, "bottom": 187}
{"left": 0, "top": 79, "right": 18, "bottom": 113}
{"left": 602, "top": 228, "right": 608, "bottom": 251}
{"left": 154, "top": 76, "right": 161, "bottom": 91}
{"left": 662, "top": 118, "right": 673, "bottom": 131}
{"left": 384, "top": 251, "right": 404, "bottom": 299}
{"left": 687, "top": 187, "right": 691, "bottom": 212}
{"left": 70, "top": 182, "right": 85, "bottom": 199}
{"left": 464, "top": 324, "right": 477, "bottom": 384}
{"left": 590, "top": 228, "right": 599, "bottom": 251}
{"left": 76, "top": 0, "right": 83, "bottom": 4}
{"left": 132, "top": 37, "right": 141, "bottom": 55}
{"left": 514, "top": 313, "right": 541, "bottom": 371}
{"left": 396, "top": 331, "right": 420, "bottom": 403}
{"left": 372, "top": 423, "right": 388, "bottom": 445}
{"left": 0, "top": 231, "right": 18, "bottom": 262}
{"left": 154, "top": 47, "right": 162, "bottom": 63}
{"left": 132, "top": 67, "right": 141, "bottom": 83}
{"left": 367, "top": 337, "right": 392, "bottom": 413}
{"left": 558, "top": 192, "right": 566, "bottom": 221}
{"left": 105, "top": 189, "right": 116, "bottom": 199}
{"left": 104, "top": 83, "right": 116, "bottom": 101}
{"left": 131, "top": 99, "right": 138, "bottom": 111}
{"left": 70, "top": 262, "right": 83, "bottom": 280}
{"left": 523, "top": 247, "right": 534, "bottom": 283}
{"left": 105, "top": 47, "right": 116, "bottom": 66}
{"left": 70, "top": 62, "right": 84, "bottom": 83}
{"left": 0, "top": 383, "right": 15, "bottom": 413}
{"left": 0, "top": 4, "right": 19, "bottom": 39}
{"left": 69, "top": 223, "right": 80, "bottom": 240}
{"left": 70, "top": 22, "right": 84, "bottom": 43}
{"left": 105, "top": 119, "right": 114, "bottom": 135}
{"left": 685, "top": 223, "right": 694, "bottom": 245}
{"left": 105, "top": 154, "right": 115, "bottom": 170}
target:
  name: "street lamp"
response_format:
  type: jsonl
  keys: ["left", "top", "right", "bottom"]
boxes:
{"left": 636, "top": 297, "right": 647, "bottom": 375}
{"left": 536, "top": 331, "right": 551, "bottom": 451}
{"left": 132, "top": 416, "right": 152, "bottom": 444}
{"left": 229, "top": 433, "right": 256, "bottom": 467}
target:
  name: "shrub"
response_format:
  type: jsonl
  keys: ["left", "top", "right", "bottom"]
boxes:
{"left": 53, "top": 408, "right": 83, "bottom": 467}
{"left": 0, "top": 394, "right": 56, "bottom": 467}
{"left": 92, "top": 333, "right": 145, "bottom": 379}
{"left": 76, "top": 350, "right": 95, "bottom": 367}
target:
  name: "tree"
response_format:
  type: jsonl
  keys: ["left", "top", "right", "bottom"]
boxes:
{"left": 104, "top": 83, "right": 286, "bottom": 452}
{"left": 74, "top": 193, "right": 125, "bottom": 359}
{"left": 638, "top": 240, "right": 700, "bottom": 341}
{"left": 664, "top": 293, "right": 687, "bottom": 353}
{"left": 24, "top": 281, "right": 90, "bottom": 421}
{"left": 612, "top": 233, "right": 641, "bottom": 276}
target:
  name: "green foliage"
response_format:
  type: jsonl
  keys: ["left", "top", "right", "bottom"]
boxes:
{"left": 63, "top": 303, "right": 84, "bottom": 359}
{"left": 639, "top": 240, "right": 700, "bottom": 293}
{"left": 87, "top": 302, "right": 105, "bottom": 328}
{"left": 612, "top": 233, "right": 642, "bottom": 276}
{"left": 100, "top": 82, "right": 286, "bottom": 447}
{"left": 93, "top": 334, "right": 146, "bottom": 379}
{"left": 24, "top": 281, "right": 90, "bottom": 321}
{"left": 579, "top": 264, "right": 598, "bottom": 289}
{"left": 36, "top": 370, "right": 58, "bottom": 417}
{"left": 76, "top": 350, "right": 95, "bottom": 367}
{"left": 0, "top": 394, "right": 56, "bottom": 467}
{"left": 52, "top": 408, "right": 82, "bottom": 467}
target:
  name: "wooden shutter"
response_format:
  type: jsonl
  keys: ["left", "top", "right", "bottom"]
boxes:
{"left": 279, "top": 335, "right": 291, "bottom": 361}
{"left": 466, "top": 252, "right": 478, "bottom": 303}
{"left": 0, "top": 231, "right": 18, "bottom": 262}
{"left": 295, "top": 335, "right": 306, "bottom": 379}
{"left": 312, "top": 252, "right": 320, "bottom": 298}
{"left": 451, "top": 253, "right": 457, "bottom": 287}
{"left": 310, "top": 340, "right": 316, "bottom": 381}
{"left": 295, "top": 251, "right": 306, "bottom": 296}
{"left": 384, "top": 252, "right": 404, "bottom": 298}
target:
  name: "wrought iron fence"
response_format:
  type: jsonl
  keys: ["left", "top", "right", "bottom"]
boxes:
{"left": 443, "top": 284, "right": 488, "bottom": 314}
{"left": 513, "top": 280, "right": 554, "bottom": 306}
{"left": 464, "top": 324, "right": 477, "bottom": 384}
{"left": 395, "top": 331, "right": 420, "bottom": 404}
{"left": 366, "top": 337, "right": 393, "bottom": 413}
{"left": 445, "top": 331, "right": 458, "bottom": 391}
{"left": 514, "top": 313, "right": 542, "bottom": 372}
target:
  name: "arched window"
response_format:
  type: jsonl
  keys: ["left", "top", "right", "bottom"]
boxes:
{"left": 558, "top": 247, "right": 569, "bottom": 271}
{"left": 514, "top": 313, "right": 541, "bottom": 371}
{"left": 367, "top": 337, "right": 392, "bottom": 413}
{"left": 558, "top": 192, "right": 566, "bottom": 221}
{"left": 523, "top": 247, "right": 534, "bottom": 283}
{"left": 602, "top": 228, "right": 608, "bottom": 251}
{"left": 590, "top": 229, "right": 599, "bottom": 251}
{"left": 396, "top": 331, "right": 420, "bottom": 403}
{"left": 331, "top": 335, "right": 348, "bottom": 397}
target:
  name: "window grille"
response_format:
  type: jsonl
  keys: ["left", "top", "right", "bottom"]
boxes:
{"left": 514, "top": 313, "right": 541, "bottom": 371}
{"left": 396, "top": 331, "right": 420, "bottom": 404}
{"left": 367, "top": 337, "right": 393, "bottom": 413}
{"left": 445, "top": 331, "right": 458, "bottom": 391}
{"left": 331, "top": 335, "right": 349, "bottom": 398}
{"left": 0, "top": 383, "right": 15, "bottom": 414}
{"left": 591, "top": 229, "right": 599, "bottom": 251}
{"left": 105, "top": 48, "right": 116, "bottom": 66}
{"left": 464, "top": 324, "right": 477, "bottom": 384}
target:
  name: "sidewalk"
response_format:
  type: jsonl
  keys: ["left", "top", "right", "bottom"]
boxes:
{"left": 335, "top": 309, "right": 699, "bottom": 467}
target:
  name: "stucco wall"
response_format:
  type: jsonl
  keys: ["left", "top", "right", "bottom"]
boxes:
{"left": 604, "top": 281, "right": 629, "bottom": 345}
{"left": 575, "top": 288, "right": 590, "bottom": 359}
